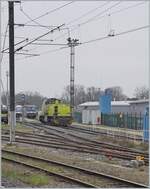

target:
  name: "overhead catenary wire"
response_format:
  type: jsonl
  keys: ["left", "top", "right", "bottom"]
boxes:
{"left": 12, "top": 24, "right": 149, "bottom": 62}
{"left": 0, "top": 23, "right": 8, "bottom": 102}
{"left": 1, "top": 34, "right": 54, "bottom": 43}
{"left": 0, "top": 23, "right": 8, "bottom": 64}
{"left": 3, "top": 52, "right": 40, "bottom": 56}
{"left": 31, "top": 43, "right": 68, "bottom": 46}
{"left": 2, "top": 38, "right": 29, "bottom": 53}
{"left": 15, "top": 24, "right": 65, "bottom": 52}
{"left": 66, "top": 1, "right": 110, "bottom": 26}
{"left": 13, "top": 1, "right": 111, "bottom": 43}
{"left": 53, "top": 2, "right": 121, "bottom": 41}
{"left": 101, "top": 1, "right": 146, "bottom": 20}
{"left": 71, "top": 1, "right": 121, "bottom": 28}
{"left": 3, "top": 1, "right": 145, "bottom": 58}
{"left": 4, "top": 2, "right": 147, "bottom": 60}
{"left": 81, "top": 25, "right": 150, "bottom": 45}
{"left": 39, "top": 25, "right": 149, "bottom": 56}
{"left": 53, "top": 1, "right": 146, "bottom": 42}
{"left": 14, "top": 23, "right": 58, "bottom": 28}
{"left": 17, "top": 1, "right": 74, "bottom": 28}
{"left": 0, "top": 23, "right": 9, "bottom": 103}
{"left": 19, "top": 3, "right": 46, "bottom": 27}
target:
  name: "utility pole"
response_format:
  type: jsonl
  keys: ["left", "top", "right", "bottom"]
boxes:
{"left": 9, "top": 1, "right": 15, "bottom": 143}
{"left": 67, "top": 38, "right": 80, "bottom": 117}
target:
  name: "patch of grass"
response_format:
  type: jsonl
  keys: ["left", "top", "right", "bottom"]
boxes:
{"left": 2, "top": 163, "right": 17, "bottom": 179}
{"left": 138, "top": 142, "right": 149, "bottom": 151}
{"left": 1, "top": 124, "right": 9, "bottom": 129}
{"left": 2, "top": 162, "right": 49, "bottom": 186}
{"left": 23, "top": 174, "right": 49, "bottom": 186}
{"left": 123, "top": 142, "right": 135, "bottom": 148}
{"left": 2, "top": 123, "right": 33, "bottom": 133}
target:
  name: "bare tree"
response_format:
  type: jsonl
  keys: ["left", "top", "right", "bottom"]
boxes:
{"left": 61, "top": 85, "right": 70, "bottom": 103}
{"left": 134, "top": 86, "right": 149, "bottom": 99}
{"left": 16, "top": 91, "right": 45, "bottom": 109}
{"left": 61, "top": 85, "right": 103, "bottom": 106}
{"left": 105, "top": 86, "right": 128, "bottom": 101}
{"left": 61, "top": 85, "right": 86, "bottom": 106}
{"left": 85, "top": 87, "right": 102, "bottom": 102}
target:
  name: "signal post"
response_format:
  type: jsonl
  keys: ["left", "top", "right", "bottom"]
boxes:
{"left": 67, "top": 38, "right": 80, "bottom": 117}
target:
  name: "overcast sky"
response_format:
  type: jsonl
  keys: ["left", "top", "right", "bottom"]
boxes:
{"left": 1, "top": 1, "right": 149, "bottom": 98}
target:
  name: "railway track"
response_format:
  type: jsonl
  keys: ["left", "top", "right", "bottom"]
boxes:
{"left": 2, "top": 129, "right": 149, "bottom": 164}
{"left": 2, "top": 128, "right": 147, "bottom": 157}
{"left": 23, "top": 122, "right": 142, "bottom": 149}
{"left": 25, "top": 121, "right": 143, "bottom": 141}
{"left": 2, "top": 149, "right": 148, "bottom": 188}
{"left": 70, "top": 124, "right": 143, "bottom": 141}
{"left": 23, "top": 122, "right": 149, "bottom": 156}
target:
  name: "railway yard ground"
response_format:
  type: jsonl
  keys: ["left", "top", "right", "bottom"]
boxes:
{"left": 1, "top": 121, "right": 149, "bottom": 188}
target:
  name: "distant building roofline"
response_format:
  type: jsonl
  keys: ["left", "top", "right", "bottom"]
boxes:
{"left": 78, "top": 99, "right": 149, "bottom": 107}
{"left": 129, "top": 99, "right": 149, "bottom": 104}
{"left": 79, "top": 101, "right": 99, "bottom": 107}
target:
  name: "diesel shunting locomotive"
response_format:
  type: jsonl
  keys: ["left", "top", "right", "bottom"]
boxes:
{"left": 39, "top": 98, "right": 72, "bottom": 126}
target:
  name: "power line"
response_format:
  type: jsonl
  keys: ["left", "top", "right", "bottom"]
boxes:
{"left": 3, "top": 51, "right": 40, "bottom": 56}
{"left": 39, "top": 25, "right": 149, "bottom": 56}
{"left": 81, "top": 25, "right": 150, "bottom": 45}
{"left": 95, "top": 1, "right": 146, "bottom": 21}
{"left": 40, "top": 46, "right": 69, "bottom": 56}
{"left": 0, "top": 23, "right": 8, "bottom": 64}
{"left": 53, "top": 2, "right": 121, "bottom": 42}
{"left": 19, "top": 3, "right": 45, "bottom": 27}
{"left": 53, "top": 1, "right": 145, "bottom": 42}
{"left": 1, "top": 79, "right": 7, "bottom": 101}
{"left": 66, "top": 1, "right": 110, "bottom": 26}
{"left": 2, "top": 38, "right": 28, "bottom": 53}
{"left": 6, "top": 47, "right": 68, "bottom": 63}
{"left": 31, "top": 43, "right": 68, "bottom": 46}
{"left": 1, "top": 34, "right": 53, "bottom": 42}
{"left": 72, "top": 1, "right": 121, "bottom": 28}
{"left": 17, "top": 1, "right": 74, "bottom": 28}
{"left": 15, "top": 24, "right": 65, "bottom": 52}
{"left": 14, "top": 23, "right": 57, "bottom": 28}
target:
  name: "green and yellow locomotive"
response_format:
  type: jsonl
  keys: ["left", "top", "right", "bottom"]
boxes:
{"left": 39, "top": 98, "right": 72, "bottom": 126}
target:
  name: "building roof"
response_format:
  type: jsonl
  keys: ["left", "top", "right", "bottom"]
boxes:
{"left": 79, "top": 101, "right": 99, "bottom": 107}
{"left": 79, "top": 101, "right": 130, "bottom": 107}
{"left": 129, "top": 99, "right": 149, "bottom": 104}
{"left": 111, "top": 101, "right": 130, "bottom": 106}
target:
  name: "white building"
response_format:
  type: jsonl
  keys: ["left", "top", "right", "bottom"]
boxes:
{"left": 79, "top": 102, "right": 100, "bottom": 125}
{"left": 111, "top": 101, "right": 130, "bottom": 113}
{"left": 78, "top": 100, "right": 149, "bottom": 124}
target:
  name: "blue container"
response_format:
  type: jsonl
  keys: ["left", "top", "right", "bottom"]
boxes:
{"left": 99, "top": 94, "right": 112, "bottom": 114}
{"left": 143, "top": 107, "right": 149, "bottom": 141}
